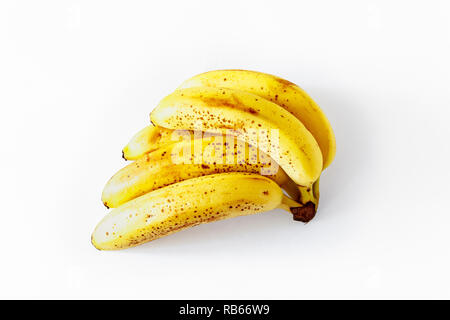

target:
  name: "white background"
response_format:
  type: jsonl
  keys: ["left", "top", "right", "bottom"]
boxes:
{"left": 1, "top": 0, "right": 449, "bottom": 299}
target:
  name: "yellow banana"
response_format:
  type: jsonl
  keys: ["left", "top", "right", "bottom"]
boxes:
{"left": 178, "top": 69, "right": 336, "bottom": 168}
{"left": 103, "top": 136, "right": 300, "bottom": 208}
{"left": 151, "top": 87, "right": 323, "bottom": 187}
{"left": 122, "top": 125, "right": 174, "bottom": 160}
{"left": 121, "top": 125, "right": 319, "bottom": 209}
{"left": 92, "top": 173, "right": 308, "bottom": 250}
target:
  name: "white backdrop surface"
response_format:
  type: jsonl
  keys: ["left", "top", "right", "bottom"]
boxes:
{"left": 1, "top": 0, "right": 449, "bottom": 299}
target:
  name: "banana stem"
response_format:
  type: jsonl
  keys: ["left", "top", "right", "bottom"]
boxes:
{"left": 279, "top": 195, "right": 316, "bottom": 223}
{"left": 280, "top": 180, "right": 301, "bottom": 201}
{"left": 298, "top": 184, "right": 319, "bottom": 208}
{"left": 312, "top": 177, "right": 320, "bottom": 200}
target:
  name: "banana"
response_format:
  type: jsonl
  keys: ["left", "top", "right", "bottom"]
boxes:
{"left": 120, "top": 125, "right": 319, "bottom": 209}
{"left": 92, "top": 173, "right": 308, "bottom": 250}
{"left": 103, "top": 135, "right": 300, "bottom": 208}
{"left": 150, "top": 87, "right": 323, "bottom": 187}
{"left": 178, "top": 69, "right": 336, "bottom": 168}
{"left": 122, "top": 125, "right": 174, "bottom": 160}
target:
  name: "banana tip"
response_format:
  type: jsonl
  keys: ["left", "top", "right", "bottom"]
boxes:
{"left": 91, "top": 234, "right": 101, "bottom": 251}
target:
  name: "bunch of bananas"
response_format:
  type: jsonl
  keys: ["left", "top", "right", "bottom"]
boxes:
{"left": 92, "top": 70, "right": 336, "bottom": 250}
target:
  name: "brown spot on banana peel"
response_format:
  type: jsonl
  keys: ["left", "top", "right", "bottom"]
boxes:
{"left": 199, "top": 95, "right": 259, "bottom": 115}
{"left": 291, "top": 202, "right": 316, "bottom": 222}
{"left": 201, "top": 96, "right": 239, "bottom": 109}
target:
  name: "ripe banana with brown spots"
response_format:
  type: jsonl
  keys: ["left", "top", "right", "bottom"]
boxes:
{"left": 102, "top": 136, "right": 300, "bottom": 208}
{"left": 92, "top": 173, "right": 306, "bottom": 250}
{"left": 150, "top": 86, "right": 323, "bottom": 188}
{"left": 121, "top": 126, "right": 318, "bottom": 209}
{"left": 178, "top": 69, "right": 336, "bottom": 169}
